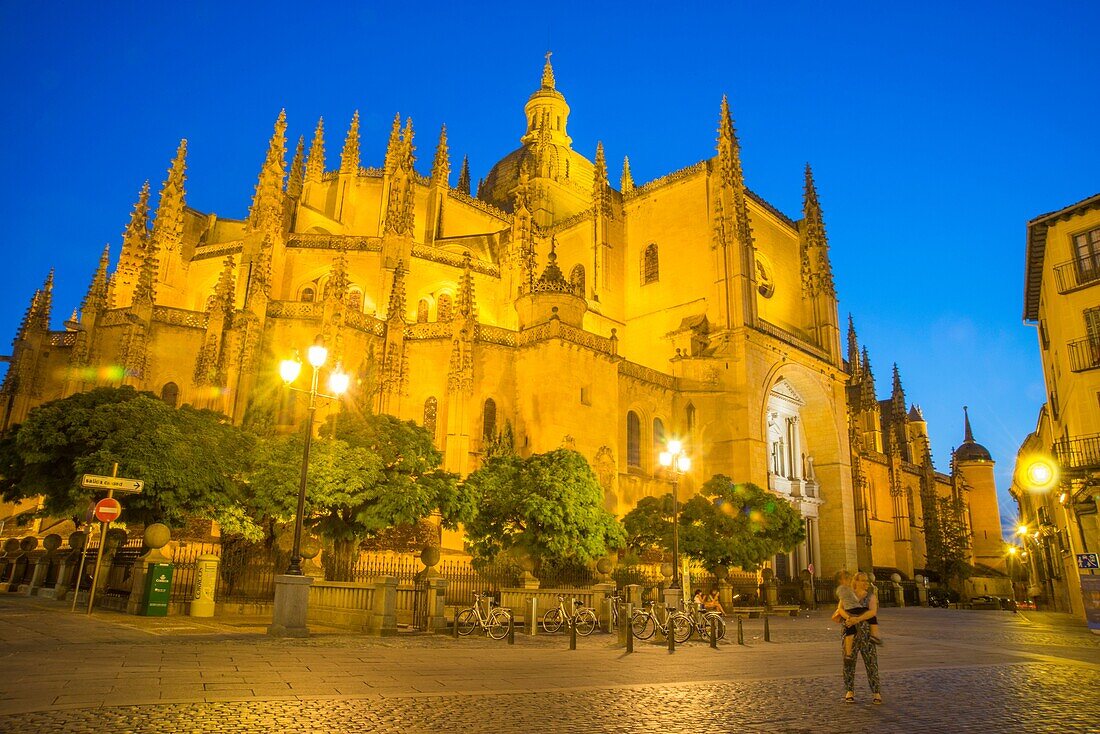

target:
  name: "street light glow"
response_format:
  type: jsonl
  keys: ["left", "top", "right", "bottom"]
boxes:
{"left": 677, "top": 455, "right": 691, "bottom": 472}
{"left": 307, "top": 344, "right": 328, "bottom": 368}
{"left": 667, "top": 439, "right": 683, "bottom": 455}
{"left": 1016, "top": 524, "right": 1029, "bottom": 536}
{"left": 1016, "top": 454, "right": 1059, "bottom": 493}
{"left": 328, "top": 367, "right": 350, "bottom": 396}
{"left": 279, "top": 355, "right": 302, "bottom": 384}
{"left": 659, "top": 451, "right": 672, "bottom": 467}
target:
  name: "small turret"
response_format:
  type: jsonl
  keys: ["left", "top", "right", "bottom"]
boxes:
{"left": 340, "top": 110, "right": 360, "bottom": 175}
{"left": 955, "top": 406, "right": 992, "bottom": 462}
{"left": 846, "top": 314, "right": 860, "bottom": 376}
{"left": 514, "top": 239, "right": 587, "bottom": 329}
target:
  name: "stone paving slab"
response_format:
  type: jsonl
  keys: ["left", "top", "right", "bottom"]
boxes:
{"left": 0, "top": 596, "right": 1097, "bottom": 731}
{"left": 1, "top": 663, "right": 1097, "bottom": 733}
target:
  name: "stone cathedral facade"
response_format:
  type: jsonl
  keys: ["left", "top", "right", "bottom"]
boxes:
{"left": 0, "top": 57, "right": 1004, "bottom": 583}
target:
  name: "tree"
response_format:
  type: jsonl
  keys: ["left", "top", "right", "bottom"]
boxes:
{"left": 248, "top": 412, "right": 468, "bottom": 580}
{"left": 462, "top": 448, "right": 626, "bottom": 572}
{"left": 0, "top": 386, "right": 254, "bottom": 531}
{"left": 622, "top": 476, "right": 805, "bottom": 572}
{"left": 923, "top": 493, "right": 973, "bottom": 587}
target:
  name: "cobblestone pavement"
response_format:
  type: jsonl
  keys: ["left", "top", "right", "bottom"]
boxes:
{"left": 0, "top": 597, "right": 1097, "bottom": 733}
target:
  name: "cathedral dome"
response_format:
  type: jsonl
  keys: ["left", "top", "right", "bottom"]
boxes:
{"left": 478, "top": 53, "right": 596, "bottom": 219}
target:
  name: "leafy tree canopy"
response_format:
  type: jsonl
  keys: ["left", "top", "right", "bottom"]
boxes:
{"left": 247, "top": 412, "right": 467, "bottom": 578}
{"left": 623, "top": 476, "right": 805, "bottom": 572}
{"left": 462, "top": 448, "right": 625, "bottom": 570}
{"left": 0, "top": 386, "right": 253, "bottom": 530}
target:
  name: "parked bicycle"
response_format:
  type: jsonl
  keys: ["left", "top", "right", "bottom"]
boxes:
{"left": 607, "top": 593, "right": 625, "bottom": 631}
{"left": 684, "top": 607, "right": 726, "bottom": 642}
{"left": 456, "top": 591, "right": 512, "bottom": 640}
{"left": 630, "top": 600, "right": 692, "bottom": 643}
{"left": 542, "top": 594, "right": 598, "bottom": 636}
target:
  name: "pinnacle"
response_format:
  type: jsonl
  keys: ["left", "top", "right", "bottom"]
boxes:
{"left": 621, "top": 156, "right": 634, "bottom": 193}
{"left": 541, "top": 50, "right": 555, "bottom": 90}
{"left": 306, "top": 116, "right": 325, "bottom": 183}
{"left": 432, "top": 124, "right": 450, "bottom": 184}
{"left": 340, "top": 110, "right": 361, "bottom": 174}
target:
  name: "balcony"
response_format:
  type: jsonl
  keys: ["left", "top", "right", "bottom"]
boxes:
{"left": 1067, "top": 337, "right": 1100, "bottom": 372}
{"left": 1053, "top": 433, "right": 1100, "bottom": 472}
{"left": 1053, "top": 254, "right": 1100, "bottom": 294}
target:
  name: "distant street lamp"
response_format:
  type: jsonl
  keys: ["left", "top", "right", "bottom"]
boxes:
{"left": 279, "top": 340, "right": 348, "bottom": 575}
{"left": 1006, "top": 545, "right": 1020, "bottom": 608}
{"left": 658, "top": 439, "right": 691, "bottom": 591}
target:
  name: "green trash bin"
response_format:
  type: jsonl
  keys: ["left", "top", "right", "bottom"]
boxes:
{"left": 142, "top": 562, "right": 173, "bottom": 617}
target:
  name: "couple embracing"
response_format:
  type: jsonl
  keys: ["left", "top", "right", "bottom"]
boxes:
{"left": 832, "top": 570, "right": 883, "bottom": 705}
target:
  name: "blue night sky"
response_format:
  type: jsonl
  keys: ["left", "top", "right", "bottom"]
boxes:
{"left": 1, "top": 2, "right": 1096, "bottom": 534}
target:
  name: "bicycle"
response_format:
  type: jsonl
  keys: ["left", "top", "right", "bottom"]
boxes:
{"left": 542, "top": 594, "right": 598, "bottom": 636}
{"left": 684, "top": 606, "right": 727, "bottom": 642}
{"left": 455, "top": 592, "right": 512, "bottom": 640}
{"left": 607, "top": 593, "right": 625, "bottom": 631}
{"left": 630, "top": 600, "right": 692, "bottom": 643}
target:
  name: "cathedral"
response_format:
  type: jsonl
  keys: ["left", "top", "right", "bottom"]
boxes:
{"left": 0, "top": 56, "right": 1005, "bottom": 585}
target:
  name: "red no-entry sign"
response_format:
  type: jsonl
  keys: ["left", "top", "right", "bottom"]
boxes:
{"left": 93, "top": 497, "right": 122, "bottom": 523}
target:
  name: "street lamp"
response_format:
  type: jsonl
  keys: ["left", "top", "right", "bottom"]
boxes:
{"left": 1006, "top": 545, "right": 1019, "bottom": 608}
{"left": 279, "top": 340, "right": 349, "bottom": 575}
{"left": 658, "top": 439, "right": 691, "bottom": 591}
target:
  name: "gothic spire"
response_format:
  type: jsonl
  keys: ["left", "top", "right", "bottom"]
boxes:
{"left": 592, "top": 141, "right": 609, "bottom": 216}
{"left": 305, "top": 116, "right": 325, "bottom": 183}
{"left": 386, "top": 261, "right": 407, "bottom": 322}
{"left": 715, "top": 97, "right": 754, "bottom": 250}
{"left": 541, "top": 50, "right": 555, "bottom": 90}
{"left": 431, "top": 124, "right": 450, "bottom": 186}
{"left": 801, "top": 163, "right": 835, "bottom": 297}
{"left": 401, "top": 117, "right": 416, "bottom": 168}
{"left": 860, "top": 345, "right": 877, "bottom": 409}
{"left": 133, "top": 237, "right": 158, "bottom": 306}
{"left": 846, "top": 314, "right": 861, "bottom": 376}
{"left": 82, "top": 245, "right": 110, "bottom": 315}
{"left": 456, "top": 155, "right": 471, "bottom": 195}
{"left": 31, "top": 270, "right": 54, "bottom": 332}
{"left": 15, "top": 289, "right": 42, "bottom": 341}
{"left": 891, "top": 363, "right": 907, "bottom": 416}
{"left": 248, "top": 111, "right": 287, "bottom": 234}
{"left": 963, "top": 406, "right": 975, "bottom": 443}
{"left": 620, "top": 156, "right": 634, "bottom": 194}
{"left": 384, "top": 113, "right": 401, "bottom": 172}
{"left": 287, "top": 135, "right": 305, "bottom": 198}
{"left": 456, "top": 251, "right": 477, "bottom": 319}
{"left": 112, "top": 180, "right": 151, "bottom": 306}
{"left": 340, "top": 110, "right": 360, "bottom": 175}
{"left": 150, "top": 139, "right": 187, "bottom": 256}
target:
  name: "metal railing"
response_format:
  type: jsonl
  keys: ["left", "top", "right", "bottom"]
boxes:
{"left": 1053, "top": 433, "right": 1100, "bottom": 472}
{"left": 1067, "top": 337, "right": 1100, "bottom": 372}
{"left": 1053, "top": 254, "right": 1100, "bottom": 293}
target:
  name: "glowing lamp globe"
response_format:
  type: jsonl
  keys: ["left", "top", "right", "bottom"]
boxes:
{"left": 328, "top": 369, "right": 350, "bottom": 396}
{"left": 280, "top": 357, "right": 302, "bottom": 384}
{"left": 658, "top": 451, "right": 672, "bottom": 467}
{"left": 307, "top": 344, "right": 328, "bottom": 368}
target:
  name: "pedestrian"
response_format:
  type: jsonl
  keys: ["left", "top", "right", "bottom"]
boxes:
{"left": 838, "top": 572, "right": 883, "bottom": 704}
{"left": 704, "top": 587, "right": 726, "bottom": 616}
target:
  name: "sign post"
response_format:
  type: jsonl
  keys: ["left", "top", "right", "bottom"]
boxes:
{"left": 84, "top": 464, "right": 141, "bottom": 615}
{"left": 1077, "top": 553, "right": 1099, "bottom": 570}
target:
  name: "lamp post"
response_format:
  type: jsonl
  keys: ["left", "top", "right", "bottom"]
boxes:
{"left": 1006, "top": 545, "right": 1019, "bottom": 608}
{"left": 659, "top": 440, "right": 691, "bottom": 591}
{"left": 279, "top": 340, "right": 349, "bottom": 575}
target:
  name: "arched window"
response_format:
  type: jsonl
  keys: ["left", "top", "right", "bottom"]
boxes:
{"left": 627, "top": 411, "right": 641, "bottom": 468}
{"left": 437, "top": 294, "right": 453, "bottom": 321}
{"left": 569, "top": 264, "right": 585, "bottom": 296}
{"left": 300, "top": 286, "right": 315, "bottom": 303}
{"left": 348, "top": 288, "right": 363, "bottom": 312}
{"left": 653, "top": 418, "right": 666, "bottom": 457}
{"left": 417, "top": 299, "right": 429, "bottom": 323}
{"left": 423, "top": 396, "right": 438, "bottom": 439}
{"left": 642, "top": 244, "right": 659, "bottom": 284}
{"left": 161, "top": 382, "right": 179, "bottom": 408}
{"left": 685, "top": 403, "right": 696, "bottom": 435}
{"left": 482, "top": 398, "right": 497, "bottom": 443}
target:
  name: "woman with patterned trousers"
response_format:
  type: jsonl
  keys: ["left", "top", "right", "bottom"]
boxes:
{"left": 839, "top": 572, "right": 882, "bottom": 704}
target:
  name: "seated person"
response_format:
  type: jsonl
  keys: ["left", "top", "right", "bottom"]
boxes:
{"left": 704, "top": 587, "right": 726, "bottom": 616}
